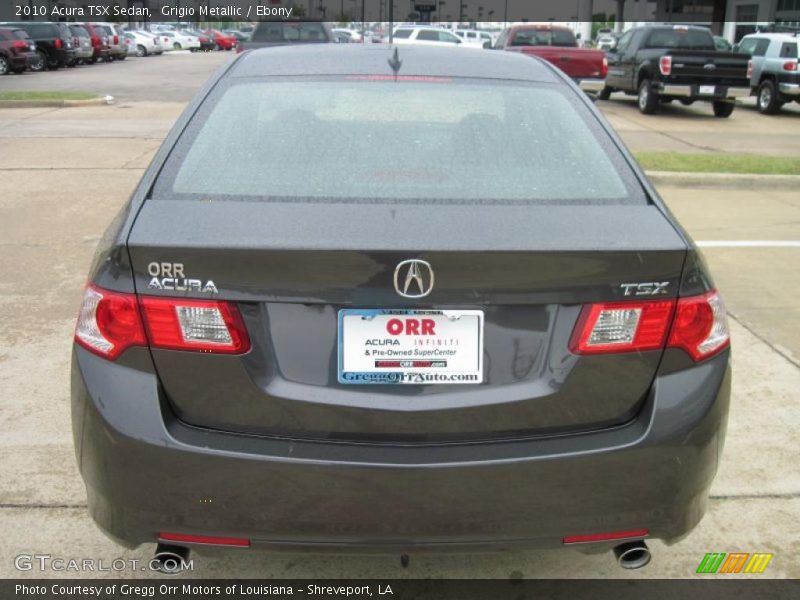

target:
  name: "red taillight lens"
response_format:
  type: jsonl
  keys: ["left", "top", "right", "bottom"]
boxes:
{"left": 114, "top": 35, "right": 119, "bottom": 45}
{"left": 601, "top": 56, "right": 608, "bottom": 78}
{"left": 12, "top": 40, "right": 27, "bottom": 50}
{"left": 159, "top": 532, "right": 250, "bottom": 547}
{"left": 54, "top": 38, "right": 62, "bottom": 49}
{"left": 747, "top": 59, "right": 753, "bottom": 79}
{"left": 783, "top": 61, "right": 798, "bottom": 72}
{"left": 569, "top": 299, "right": 675, "bottom": 355}
{"left": 659, "top": 56, "right": 672, "bottom": 76}
{"left": 140, "top": 297, "right": 250, "bottom": 354}
{"left": 91, "top": 36, "right": 99, "bottom": 47}
{"left": 569, "top": 290, "right": 729, "bottom": 362}
{"left": 667, "top": 290, "right": 729, "bottom": 361}
{"left": 76, "top": 284, "right": 251, "bottom": 360}
{"left": 75, "top": 285, "right": 146, "bottom": 360}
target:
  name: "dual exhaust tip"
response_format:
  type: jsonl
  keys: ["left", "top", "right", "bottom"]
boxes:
{"left": 613, "top": 540, "right": 652, "bottom": 570}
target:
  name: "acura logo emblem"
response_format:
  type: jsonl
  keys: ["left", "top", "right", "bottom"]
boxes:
{"left": 394, "top": 259, "right": 434, "bottom": 299}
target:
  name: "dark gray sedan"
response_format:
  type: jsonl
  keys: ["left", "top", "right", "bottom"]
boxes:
{"left": 72, "top": 45, "right": 731, "bottom": 572}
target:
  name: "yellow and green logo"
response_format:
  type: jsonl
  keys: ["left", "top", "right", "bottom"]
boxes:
{"left": 696, "top": 552, "right": 773, "bottom": 574}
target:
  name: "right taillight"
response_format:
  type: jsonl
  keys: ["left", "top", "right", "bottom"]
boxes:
{"left": 783, "top": 61, "right": 798, "bottom": 72}
{"left": 667, "top": 290, "right": 730, "bottom": 361}
{"left": 570, "top": 290, "right": 730, "bottom": 362}
{"left": 659, "top": 55, "right": 672, "bottom": 76}
{"left": 75, "top": 284, "right": 250, "bottom": 361}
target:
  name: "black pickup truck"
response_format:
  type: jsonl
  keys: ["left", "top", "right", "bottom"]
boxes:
{"left": 599, "top": 25, "right": 751, "bottom": 117}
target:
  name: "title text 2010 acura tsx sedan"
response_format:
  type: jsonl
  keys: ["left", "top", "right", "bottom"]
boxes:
{"left": 71, "top": 45, "right": 731, "bottom": 572}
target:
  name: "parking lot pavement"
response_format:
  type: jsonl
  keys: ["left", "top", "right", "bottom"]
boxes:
{"left": 600, "top": 97, "right": 800, "bottom": 155}
{"left": 0, "top": 51, "right": 233, "bottom": 103}
{"left": 0, "top": 61, "right": 799, "bottom": 579}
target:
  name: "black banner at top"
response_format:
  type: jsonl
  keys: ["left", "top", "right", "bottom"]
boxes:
{"left": 0, "top": 1, "right": 787, "bottom": 24}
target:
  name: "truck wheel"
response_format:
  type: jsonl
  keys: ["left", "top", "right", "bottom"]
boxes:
{"left": 30, "top": 50, "right": 46, "bottom": 72}
{"left": 757, "top": 80, "right": 781, "bottom": 115}
{"left": 597, "top": 86, "right": 612, "bottom": 101}
{"left": 637, "top": 79, "right": 658, "bottom": 114}
{"left": 712, "top": 101, "right": 735, "bottom": 118}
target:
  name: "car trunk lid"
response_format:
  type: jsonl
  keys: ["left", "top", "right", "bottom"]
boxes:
{"left": 127, "top": 199, "right": 687, "bottom": 443}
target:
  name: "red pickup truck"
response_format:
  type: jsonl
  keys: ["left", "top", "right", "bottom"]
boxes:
{"left": 495, "top": 25, "right": 607, "bottom": 92}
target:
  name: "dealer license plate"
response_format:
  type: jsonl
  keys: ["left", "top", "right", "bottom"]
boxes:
{"left": 338, "top": 309, "right": 484, "bottom": 384}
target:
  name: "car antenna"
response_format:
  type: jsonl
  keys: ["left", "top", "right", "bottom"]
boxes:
{"left": 387, "top": 47, "right": 403, "bottom": 79}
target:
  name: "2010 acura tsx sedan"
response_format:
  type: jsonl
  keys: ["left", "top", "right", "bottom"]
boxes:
{"left": 71, "top": 44, "right": 731, "bottom": 571}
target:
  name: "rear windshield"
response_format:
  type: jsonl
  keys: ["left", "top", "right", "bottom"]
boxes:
{"left": 511, "top": 29, "right": 576, "bottom": 47}
{"left": 154, "top": 78, "right": 645, "bottom": 205}
{"left": 644, "top": 28, "right": 714, "bottom": 50}
{"left": 393, "top": 29, "right": 413, "bottom": 39}
{"left": 70, "top": 26, "right": 89, "bottom": 37}
{"left": 252, "top": 22, "right": 327, "bottom": 42}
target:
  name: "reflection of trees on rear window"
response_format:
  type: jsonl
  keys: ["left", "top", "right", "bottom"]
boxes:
{"left": 159, "top": 80, "right": 640, "bottom": 205}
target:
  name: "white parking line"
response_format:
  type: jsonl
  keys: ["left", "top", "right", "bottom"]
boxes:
{"left": 696, "top": 241, "right": 800, "bottom": 248}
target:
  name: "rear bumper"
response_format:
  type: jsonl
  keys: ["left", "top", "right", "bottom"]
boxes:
{"left": 779, "top": 82, "right": 800, "bottom": 96}
{"left": 660, "top": 84, "right": 750, "bottom": 99}
{"left": 72, "top": 346, "right": 731, "bottom": 552}
{"left": 576, "top": 78, "right": 606, "bottom": 93}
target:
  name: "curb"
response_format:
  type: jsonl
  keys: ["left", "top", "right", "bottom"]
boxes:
{"left": 645, "top": 171, "right": 800, "bottom": 190}
{"left": 0, "top": 96, "right": 111, "bottom": 109}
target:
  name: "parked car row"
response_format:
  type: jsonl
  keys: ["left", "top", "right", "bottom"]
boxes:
{"left": 0, "top": 21, "right": 243, "bottom": 75}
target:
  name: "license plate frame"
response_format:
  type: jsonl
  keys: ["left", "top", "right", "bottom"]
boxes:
{"left": 699, "top": 85, "right": 716, "bottom": 96}
{"left": 337, "top": 309, "right": 484, "bottom": 385}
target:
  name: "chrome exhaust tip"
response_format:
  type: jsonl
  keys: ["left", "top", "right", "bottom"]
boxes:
{"left": 153, "top": 543, "right": 191, "bottom": 575}
{"left": 613, "top": 540, "right": 651, "bottom": 569}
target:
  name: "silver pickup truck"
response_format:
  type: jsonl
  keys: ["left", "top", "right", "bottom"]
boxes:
{"left": 737, "top": 32, "right": 800, "bottom": 114}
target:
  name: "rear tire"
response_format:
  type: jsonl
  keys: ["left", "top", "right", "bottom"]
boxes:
{"left": 637, "top": 78, "right": 658, "bottom": 114}
{"left": 174, "top": 42, "right": 181, "bottom": 50}
{"left": 712, "top": 101, "right": 735, "bottom": 118}
{"left": 679, "top": 98, "right": 694, "bottom": 106}
{"left": 0, "top": 56, "right": 8, "bottom": 75}
{"left": 757, "top": 80, "right": 781, "bottom": 114}
{"left": 117, "top": 54, "right": 126, "bottom": 61}
{"left": 597, "top": 86, "right": 612, "bottom": 101}
{"left": 30, "top": 50, "right": 46, "bottom": 72}
{"left": 136, "top": 45, "right": 146, "bottom": 57}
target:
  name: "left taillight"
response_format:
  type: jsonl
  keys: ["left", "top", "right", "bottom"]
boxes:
{"left": 75, "top": 284, "right": 250, "bottom": 361}
{"left": 140, "top": 297, "right": 250, "bottom": 354}
{"left": 75, "top": 285, "right": 146, "bottom": 360}
{"left": 659, "top": 55, "right": 672, "bottom": 76}
{"left": 601, "top": 55, "right": 608, "bottom": 78}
